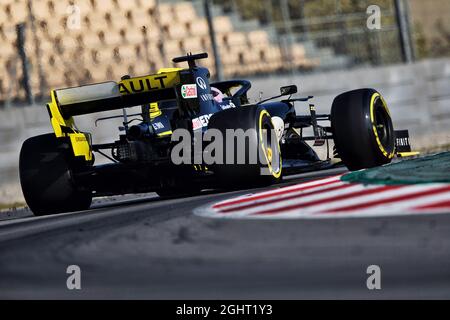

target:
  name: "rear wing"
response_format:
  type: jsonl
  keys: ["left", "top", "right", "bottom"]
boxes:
{"left": 52, "top": 70, "right": 180, "bottom": 118}
{"left": 47, "top": 70, "right": 181, "bottom": 161}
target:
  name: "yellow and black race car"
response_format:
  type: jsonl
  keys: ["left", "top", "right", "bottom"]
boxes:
{"left": 19, "top": 53, "right": 415, "bottom": 216}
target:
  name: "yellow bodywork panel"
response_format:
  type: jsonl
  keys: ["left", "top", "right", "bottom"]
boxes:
{"left": 69, "top": 132, "right": 93, "bottom": 161}
{"left": 48, "top": 90, "right": 74, "bottom": 138}
{"left": 396, "top": 151, "right": 420, "bottom": 157}
{"left": 139, "top": 69, "right": 183, "bottom": 119}
{"left": 157, "top": 130, "right": 173, "bottom": 137}
{"left": 48, "top": 90, "right": 93, "bottom": 161}
{"left": 149, "top": 103, "right": 162, "bottom": 118}
{"left": 118, "top": 70, "right": 180, "bottom": 95}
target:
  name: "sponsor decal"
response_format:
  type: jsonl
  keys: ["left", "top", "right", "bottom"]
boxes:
{"left": 192, "top": 113, "right": 212, "bottom": 130}
{"left": 181, "top": 84, "right": 197, "bottom": 99}
{"left": 152, "top": 122, "right": 165, "bottom": 130}
{"left": 396, "top": 137, "right": 409, "bottom": 147}
{"left": 196, "top": 77, "right": 207, "bottom": 90}
{"left": 118, "top": 72, "right": 179, "bottom": 95}
{"left": 220, "top": 101, "right": 236, "bottom": 110}
{"left": 200, "top": 93, "right": 214, "bottom": 102}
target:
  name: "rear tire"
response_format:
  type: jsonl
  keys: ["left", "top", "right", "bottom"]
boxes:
{"left": 19, "top": 134, "right": 92, "bottom": 216}
{"left": 207, "top": 105, "right": 282, "bottom": 187}
{"left": 331, "top": 88, "right": 395, "bottom": 171}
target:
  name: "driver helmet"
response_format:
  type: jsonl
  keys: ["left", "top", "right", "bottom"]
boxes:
{"left": 211, "top": 87, "right": 224, "bottom": 103}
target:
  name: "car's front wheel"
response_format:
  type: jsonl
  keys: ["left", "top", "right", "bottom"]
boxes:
{"left": 207, "top": 105, "right": 282, "bottom": 187}
{"left": 331, "top": 88, "right": 395, "bottom": 171}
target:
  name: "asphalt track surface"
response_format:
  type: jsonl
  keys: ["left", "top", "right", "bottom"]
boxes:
{"left": 1, "top": 167, "right": 450, "bottom": 299}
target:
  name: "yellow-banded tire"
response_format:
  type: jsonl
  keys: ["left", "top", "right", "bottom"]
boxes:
{"left": 207, "top": 105, "right": 282, "bottom": 187}
{"left": 331, "top": 88, "right": 395, "bottom": 171}
{"left": 19, "top": 134, "right": 92, "bottom": 216}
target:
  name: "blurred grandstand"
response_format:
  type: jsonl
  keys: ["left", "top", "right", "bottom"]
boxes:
{"left": 0, "top": 0, "right": 449, "bottom": 105}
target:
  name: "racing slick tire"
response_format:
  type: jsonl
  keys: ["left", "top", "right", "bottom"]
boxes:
{"left": 207, "top": 105, "right": 282, "bottom": 187}
{"left": 19, "top": 133, "right": 92, "bottom": 216}
{"left": 331, "top": 88, "right": 395, "bottom": 171}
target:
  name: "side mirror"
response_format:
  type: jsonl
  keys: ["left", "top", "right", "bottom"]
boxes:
{"left": 280, "top": 85, "right": 297, "bottom": 96}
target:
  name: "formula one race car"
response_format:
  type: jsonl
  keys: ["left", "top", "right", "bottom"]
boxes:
{"left": 19, "top": 53, "right": 414, "bottom": 215}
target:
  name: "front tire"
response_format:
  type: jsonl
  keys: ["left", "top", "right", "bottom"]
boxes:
{"left": 331, "top": 88, "right": 395, "bottom": 171}
{"left": 19, "top": 133, "right": 92, "bottom": 216}
{"left": 207, "top": 105, "right": 282, "bottom": 187}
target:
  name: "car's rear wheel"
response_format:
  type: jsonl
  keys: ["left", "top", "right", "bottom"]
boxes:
{"left": 207, "top": 105, "right": 282, "bottom": 187}
{"left": 19, "top": 133, "right": 92, "bottom": 216}
{"left": 331, "top": 88, "right": 395, "bottom": 171}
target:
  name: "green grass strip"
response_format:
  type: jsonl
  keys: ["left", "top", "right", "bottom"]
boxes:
{"left": 341, "top": 152, "right": 450, "bottom": 185}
